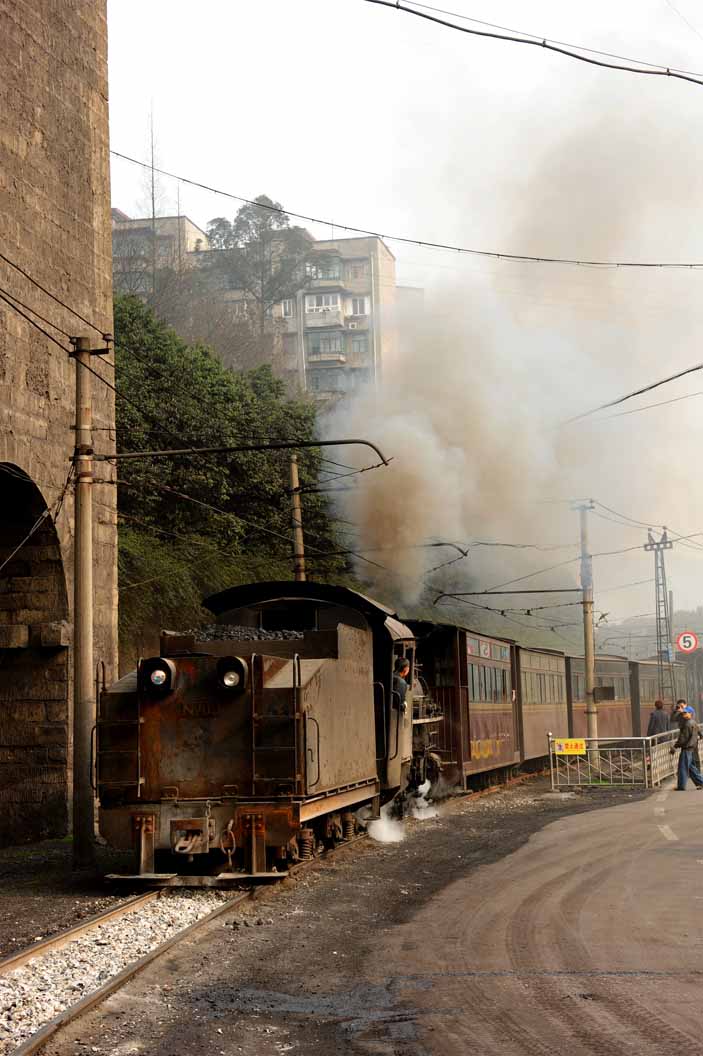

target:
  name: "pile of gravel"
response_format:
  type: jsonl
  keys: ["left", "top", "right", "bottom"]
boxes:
{"left": 0, "top": 891, "right": 232, "bottom": 1054}
{"left": 193, "top": 624, "right": 305, "bottom": 642}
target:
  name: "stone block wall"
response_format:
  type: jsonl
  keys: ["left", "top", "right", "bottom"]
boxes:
{"left": 0, "top": 1, "right": 117, "bottom": 845}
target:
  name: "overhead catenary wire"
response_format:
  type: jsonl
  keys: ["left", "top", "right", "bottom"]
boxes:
{"left": 564, "top": 360, "right": 703, "bottom": 423}
{"left": 0, "top": 282, "right": 76, "bottom": 342}
{"left": 0, "top": 249, "right": 105, "bottom": 335}
{"left": 363, "top": 0, "right": 703, "bottom": 88}
{"left": 405, "top": 0, "right": 703, "bottom": 75}
{"left": 595, "top": 388, "right": 703, "bottom": 422}
{"left": 663, "top": 0, "right": 703, "bottom": 47}
{"left": 111, "top": 150, "right": 703, "bottom": 270}
{"left": 0, "top": 290, "right": 69, "bottom": 353}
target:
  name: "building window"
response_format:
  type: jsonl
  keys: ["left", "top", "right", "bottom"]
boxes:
{"left": 309, "top": 333, "right": 343, "bottom": 356}
{"left": 306, "top": 257, "right": 342, "bottom": 280}
{"left": 351, "top": 296, "right": 369, "bottom": 316}
{"left": 349, "top": 261, "right": 367, "bottom": 279}
{"left": 305, "top": 293, "right": 339, "bottom": 313}
{"left": 351, "top": 334, "right": 368, "bottom": 357}
{"left": 282, "top": 299, "right": 294, "bottom": 317}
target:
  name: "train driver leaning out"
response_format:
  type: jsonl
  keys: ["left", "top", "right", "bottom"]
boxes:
{"left": 393, "top": 657, "right": 411, "bottom": 714}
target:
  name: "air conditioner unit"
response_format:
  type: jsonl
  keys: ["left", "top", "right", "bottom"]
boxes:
{"left": 348, "top": 322, "right": 358, "bottom": 329}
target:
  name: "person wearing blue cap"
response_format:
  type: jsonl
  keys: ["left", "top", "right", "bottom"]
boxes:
{"left": 671, "top": 699, "right": 696, "bottom": 728}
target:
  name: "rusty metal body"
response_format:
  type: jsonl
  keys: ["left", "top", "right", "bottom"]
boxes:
{"left": 97, "top": 582, "right": 419, "bottom": 882}
{"left": 409, "top": 622, "right": 520, "bottom": 787}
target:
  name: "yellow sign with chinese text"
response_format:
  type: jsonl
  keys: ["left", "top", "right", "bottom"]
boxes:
{"left": 554, "top": 738, "right": 586, "bottom": 755}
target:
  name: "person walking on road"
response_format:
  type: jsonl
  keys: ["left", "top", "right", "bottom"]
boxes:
{"left": 669, "top": 710, "right": 703, "bottom": 790}
{"left": 647, "top": 700, "right": 669, "bottom": 736}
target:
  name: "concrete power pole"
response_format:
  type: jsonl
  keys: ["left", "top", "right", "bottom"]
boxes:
{"left": 71, "top": 337, "right": 96, "bottom": 869}
{"left": 289, "top": 455, "right": 306, "bottom": 582}
{"left": 577, "top": 502, "right": 597, "bottom": 740}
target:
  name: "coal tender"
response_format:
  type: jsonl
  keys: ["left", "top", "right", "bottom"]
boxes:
{"left": 97, "top": 582, "right": 432, "bottom": 883}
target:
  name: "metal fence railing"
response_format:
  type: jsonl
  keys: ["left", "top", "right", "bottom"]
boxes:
{"left": 548, "top": 727, "right": 703, "bottom": 789}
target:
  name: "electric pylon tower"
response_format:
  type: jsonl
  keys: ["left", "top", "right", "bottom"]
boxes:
{"left": 644, "top": 529, "right": 675, "bottom": 703}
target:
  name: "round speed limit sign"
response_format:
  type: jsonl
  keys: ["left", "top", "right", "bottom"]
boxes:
{"left": 677, "top": 631, "right": 699, "bottom": 653}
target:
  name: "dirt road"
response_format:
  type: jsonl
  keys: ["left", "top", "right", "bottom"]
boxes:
{"left": 43, "top": 779, "right": 700, "bottom": 1056}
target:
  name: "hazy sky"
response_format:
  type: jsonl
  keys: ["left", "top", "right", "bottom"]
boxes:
{"left": 107, "top": 0, "right": 703, "bottom": 631}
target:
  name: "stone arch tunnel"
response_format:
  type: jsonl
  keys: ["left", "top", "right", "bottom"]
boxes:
{"left": 0, "top": 464, "right": 72, "bottom": 843}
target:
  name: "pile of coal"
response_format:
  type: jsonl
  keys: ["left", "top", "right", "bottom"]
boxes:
{"left": 193, "top": 625, "right": 305, "bottom": 642}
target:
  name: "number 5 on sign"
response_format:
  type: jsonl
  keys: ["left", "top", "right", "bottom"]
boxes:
{"left": 677, "top": 631, "right": 699, "bottom": 654}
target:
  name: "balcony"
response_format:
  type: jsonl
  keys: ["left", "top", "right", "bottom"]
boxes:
{"left": 307, "top": 351, "right": 346, "bottom": 364}
{"left": 345, "top": 314, "right": 369, "bottom": 330}
{"left": 304, "top": 308, "right": 344, "bottom": 328}
{"left": 305, "top": 276, "right": 345, "bottom": 290}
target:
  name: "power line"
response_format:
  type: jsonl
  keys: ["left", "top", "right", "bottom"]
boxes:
{"left": 0, "top": 250, "right": 105, "bottom": 336}
{"left": 565, "top": 360, "right": 703, "bottom": 423}
{"left": 111, "top": 150, "right": 703, "bottom": 271}
{"left": 0, "top": 290, "right": 69, "bottom": 352}
{"left": 0, "top": 282, "right": 75, "bottom": 341}
{"left": 405, "top": 0, "right": 703, "bottom": 75}
{"left": 117, "top": 475, "right": 392, "bottom": 576}
{"left": 596, "top": 577, "right": 654, "bottom": 593}
{"left": 593, "top": 500, "right": 658, "bottom": 530}
{"left": 592, "top": 500, "right": 703, "bottom": 552}
{"left": 664, "top": 0, "right": 703, "bottom": 46}
{"left": 597, "top": 389, "right": 703, "bottom": 421}
{"left": 469, "top": 538, "right": 579, "bottom": 552}
{"left": 0, "top": 466, "right": 74, "bottom": 577}
{"left": 363, "top": 0, "right": 703, "bottom": 88}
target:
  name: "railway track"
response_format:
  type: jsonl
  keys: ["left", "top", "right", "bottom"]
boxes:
{"left": 2, "top": 835, "right": 367, "bottom": 1056}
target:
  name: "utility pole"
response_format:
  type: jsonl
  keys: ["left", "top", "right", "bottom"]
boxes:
{"left": 289, "top": 454, "right": 306, "bottom": 582}
{"left": 71, "top": 337, "right": 96, "bottom": 869}
{"left": 645, "top": 530, "right": 675, "bottom": 703}
{"left": 669, "top": 589, "right": 675, "bottom": 659}
{"left": 576, "top": 501, "right": 597, "bottom": 740}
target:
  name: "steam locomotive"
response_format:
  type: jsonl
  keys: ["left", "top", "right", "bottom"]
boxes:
{"left": 96, "top": 580, "right": 687, "bottom": 883}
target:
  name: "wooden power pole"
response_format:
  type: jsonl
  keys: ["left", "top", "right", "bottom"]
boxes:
{"left": 289, "top": 454, "right": 306, "bottom": 582}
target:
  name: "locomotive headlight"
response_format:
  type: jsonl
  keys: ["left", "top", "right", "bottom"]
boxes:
{"left": 217, "top": 656, "right": 247, "bottom": 692}
{"left": 139, "top": 657, "right": 177, "bottom": 695}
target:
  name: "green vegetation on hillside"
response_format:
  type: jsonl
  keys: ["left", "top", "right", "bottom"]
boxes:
{"left": 113, "top": 295, "right": 346, "bottom": 659}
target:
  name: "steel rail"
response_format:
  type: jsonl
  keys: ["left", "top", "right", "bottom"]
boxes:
{"left": 10, "top": 833, "right": 369, "bottom": 1055}
{"left": 0, "top": 891, "right": 159, "bottom": 975}
{"left": 12, "top": 889, "right": 253, "bottom": 1056}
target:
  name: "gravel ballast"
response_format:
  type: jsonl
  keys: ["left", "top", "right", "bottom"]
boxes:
{"left": 0, "top": 891, "right": 234, "bottom": 1054}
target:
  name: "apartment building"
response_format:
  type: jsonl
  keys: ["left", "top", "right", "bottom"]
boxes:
{"left": 111, "top": 212, "right": 400, "bottom": 401}
{"left": 277, "top": 236, "right": 397, "bottom": 401}
{"left": 112, "top": 210, "right": 210, "bottom": 295}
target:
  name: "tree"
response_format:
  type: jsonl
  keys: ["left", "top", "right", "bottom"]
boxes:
{"left": 205, "top": 195, "right": 311, "bottom": 343}
{"left": 113, "top": 295, "right": 347, "bottom": 661}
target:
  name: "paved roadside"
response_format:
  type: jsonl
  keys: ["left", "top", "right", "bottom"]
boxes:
{"left": 39, "top": 778, "right": 659, "bottom": 1056}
